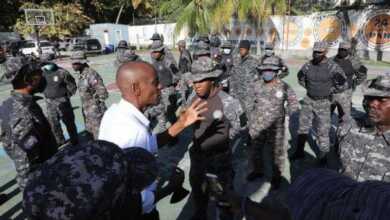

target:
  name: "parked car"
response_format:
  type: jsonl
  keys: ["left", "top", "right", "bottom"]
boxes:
{"left": 58, "top": 38, "right": 72, "bottom": 51}
{"left": 20, "top": 40, "right": 56, "bottom": 60}
{"left": 71, "top": 38, "right": 103, "bottom": 54}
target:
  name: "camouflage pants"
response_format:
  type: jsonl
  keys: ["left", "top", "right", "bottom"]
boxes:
{"left": 3, "top": 144, "right": 33, "bottom": 191}
{"left": 46, "top": 97, "right": 78, "bottom": 145}
{"left": 189, "top": 148, "right": 234, "bottom": 220}
{"left": 145, "top": 86, "right": 176, "bottom": 133}
{"left": 298, "top": 96, "right": 332, "bottom": 154}
{"left": 332, "top": 89, "right": 353, "bottom": 122}
{"left": 82, "top": 102, "right": 106, "bottom": 139}
{"left": 249, "top": 118, "right": 285, "bottom": 180}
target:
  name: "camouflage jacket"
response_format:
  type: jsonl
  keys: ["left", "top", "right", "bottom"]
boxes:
{"left": 332, "top": 55, "right": 367, "bottom": 89}
{"left": 178, "top": 49, "right": 192, "bottom": 73}
{"left": 115, "top": 49, "right": 142, "bottom": 67}
{"left": 337, "top": 121, "right": 390, "bottom": 182}
{"left": 5, "top": 55, "right": 26, "bottom": 74}
{"left": 230, "top": 54, "right": 259, "bottom": 109}
{"left": 248, "top": 79, "right": 299, "bottom": 137}
{"left": 24, "top": 140, "right": 140, "bottom": 220}
{"left": 78, "top": 67, "right": 108, "bottom": 106}
{"left": 0, "top": 91, "right": 58, "bottom": 167}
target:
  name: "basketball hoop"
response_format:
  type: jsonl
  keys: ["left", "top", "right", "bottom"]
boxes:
{"left": 24, "top": 9, "right": 55, "bottom": 56}
{"left": 24, "top": 9, "right": 55, "bottom": 26}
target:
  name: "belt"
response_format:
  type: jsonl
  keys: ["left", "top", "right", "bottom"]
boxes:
{"left": 307, "top": 94, "right": 331, "bottom": 100}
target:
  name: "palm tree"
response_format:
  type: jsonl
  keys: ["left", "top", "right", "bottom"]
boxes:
{"left": 160, "top": 0, "right": 287, "bottom": 39}
{"left": 115, "top": 0, "right": 154, "bottom": 24}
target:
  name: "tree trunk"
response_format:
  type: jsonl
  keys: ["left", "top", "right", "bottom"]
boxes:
{"left": 116, "top": 5, "right": 124, "bottom": 24}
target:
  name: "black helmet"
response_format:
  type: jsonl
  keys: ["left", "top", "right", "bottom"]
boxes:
{"left": 117, "top": 40, "right": 128, "bottom": 49}
{"left": 150, "top": 33, "right": 162, "bottom": 41}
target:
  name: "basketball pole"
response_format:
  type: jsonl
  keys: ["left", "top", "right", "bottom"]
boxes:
{"left": 34, "top": 26, "right": 42, "bottom": 56}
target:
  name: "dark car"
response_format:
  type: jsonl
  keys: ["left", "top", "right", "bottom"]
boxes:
{"left": 72, "top": 38, "right": 102, "bottom": 55}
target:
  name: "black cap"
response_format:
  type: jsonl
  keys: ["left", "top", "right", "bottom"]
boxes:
{"left": 239, "top": 40, "right": 251, "bottom": 49}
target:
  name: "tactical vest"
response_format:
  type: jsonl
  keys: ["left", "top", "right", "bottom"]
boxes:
{"left": 154, "top": 61, "right": 173, "bottom": 88}
{"left": 43, "top": 70, "right": 69, "bottom": 99}
{"left": 304, "top": 62, "right": 334, "bottom": 98}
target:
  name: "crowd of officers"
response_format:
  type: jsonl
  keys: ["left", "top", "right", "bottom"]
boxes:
{"left": 1, "top": 31, "right": 390, "bottom": 220}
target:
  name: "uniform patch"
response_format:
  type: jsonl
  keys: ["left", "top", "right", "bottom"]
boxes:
{"left": 275, "top": 90, "right": 283, "bottom": 98}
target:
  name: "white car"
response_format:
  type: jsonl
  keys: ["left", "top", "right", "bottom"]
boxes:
{"left": 21, "top": 40, "right": 56, "bottom": 59}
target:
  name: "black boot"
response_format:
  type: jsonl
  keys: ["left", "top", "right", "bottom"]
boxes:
{"left": 0, "top": 193, "right": 7, "bottom": 205}
{"left": 290, "top": 134, "right": 307, "bottom": 160}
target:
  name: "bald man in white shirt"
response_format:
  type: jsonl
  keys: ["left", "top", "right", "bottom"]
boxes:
{"left": 99, "top": 61, "right": 207, "bottom": 219}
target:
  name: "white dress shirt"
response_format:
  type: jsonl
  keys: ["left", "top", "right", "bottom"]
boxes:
{"left": 99, "top": 99, "right": 158, "bottom": 213}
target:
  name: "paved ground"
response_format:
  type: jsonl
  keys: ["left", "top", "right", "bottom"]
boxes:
{"left": 0, "top": 51, "right": 388, "bottom": 219}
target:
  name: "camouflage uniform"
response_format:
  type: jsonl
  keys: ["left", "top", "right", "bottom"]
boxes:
{"left": 146, "top": 41, "right": 180, "bottom": 132}
{"left": 230, "top": 54, "right": 259, "bottom": 112}
{"left": 337, "top": 75, "right": 390, "bottom": 182}
{"left": 297, "top": 42, "right": 347, "bottom": 158}
{"left": 115, "top": 45, "right": 142, "bottom": 68}
{"left": 217, "top": 41, "right": 235, "bottom": 92}
{"left": 260, "top": 43, "right": 289, "bottom": 78}
{"left": 248, "top": 79, "right": 299, "bottom": 183}
{"left": 0, "top": 61, "right": 6, "bottom": 81}
{"left": 1, "top": 55, "right": 25, "bottom": 81}
{"left": 177, "top": 40, "right": 193, "bottom": 104}
{"left": 78, "top": 67, "right": 108, "bottom": 139}
{"left": 332, "top": 42, "right": 367, "bottom": 122}
{"left": 24, "top": 140, "right": 141, "bottom": 220}
{"left": 188, "top": 58, "right": 243, "bottom": 220}
{"left": 43, "top": 66, "right": 78, "bottom": 145}
{"left": 0, "top": 91, "right": 58, "bottom": 190}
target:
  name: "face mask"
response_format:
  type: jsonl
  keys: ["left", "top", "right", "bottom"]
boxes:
{"left": 222, "top": 48, "right": 231, "bottom": 54}
{"left": 312, "top": 52, "right": 325, "bottom": 64}
{"left": 337, "top": 49, "right": 349, "bottom": 59}
{"left": 265, "top": 49, "right": 273, "bottom": 57}
{"left": 262, "top": 71, "right": 276, "bottom": 82}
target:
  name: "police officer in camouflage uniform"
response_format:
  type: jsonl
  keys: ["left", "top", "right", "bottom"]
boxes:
{"left": 150, "top": 33, "right": 175, "bottom": 65}
{"left": 260, "top": 43, "right": 289, "bottom": 78}
{"left": 209, "top": 32, "right": 222, "bottom": 60}
{"left": 217, "top": 41, "right": 234, "bottom": 93}
{"left": 291, "top": 41, "right": 347, "bottom": 164}
{"left": 230, "top": 40, "right": 259, "bottom": 112}
{"left": 0, "top": 45, "right": 6, "bottom": 82}
{"left": 177, "top": 40, "right": 192, "bottom": 73}
{"left": 187, "top": 57, "right": 243, "bottom": 220}
{"left": 42, "top": 62, "right": 79, "bottom": 145}
{"left": 0, "top": 63, "right": 58, "bottom": 191}
{"left": 246, "top": 60, "right": 299, "bottom": 188}
{"left": 71, "top": 51, "right": 108, "bottom": 139}
{"left": 2, "top": 48, "right": 26, "bottom": 82}
{"left": 115, "top": 40, "right": 142, "bottom": 68}
{"left": 337, "top": 74, "right": 390, "bottom": 182}
{"left": 146, "top": 41, "right": 180, "bottom": 132}
{"left": 332, "top": 41, "right": 367, "bottom": 122}
{"left": 177, "top": 40, "right": 192, "bottom": 103}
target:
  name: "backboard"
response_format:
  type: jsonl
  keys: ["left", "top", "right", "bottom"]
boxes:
{"left": 24, "top": 9, "right": 55, "bottom": 26}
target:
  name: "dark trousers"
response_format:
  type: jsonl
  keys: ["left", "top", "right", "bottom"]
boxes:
{"left": 189, "top": 149, "right": 234, "bottom": 220}
{"left": 140, "top": 209, "right": 160, "bottom": 220}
